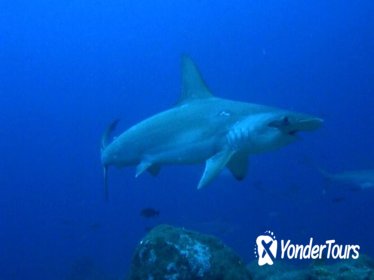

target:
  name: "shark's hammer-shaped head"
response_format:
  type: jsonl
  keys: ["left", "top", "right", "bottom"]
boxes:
{"left": 227, "top": 111, "right": 323, "bottom": 154}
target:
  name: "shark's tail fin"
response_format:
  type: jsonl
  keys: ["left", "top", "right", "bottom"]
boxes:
{"left": 101, "top": 119, "right": 120, "bottom": 201}
{"left": 316, "top": 166, "right": 332, "bottom": 180}
{"left": 300, "top": 156, "right": 334, "bottom": 197}
{"left": 101, "top": 119, "right": 120, "bottom": 151}
{"left": 103, "top": 165, "right": 109, "bottom": 201}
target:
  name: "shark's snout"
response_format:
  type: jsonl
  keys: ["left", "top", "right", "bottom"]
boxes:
{"left": 295, "top": 117, "right": 323, "bottom": 131}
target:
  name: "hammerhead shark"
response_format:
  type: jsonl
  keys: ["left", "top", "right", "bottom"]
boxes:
{"left": 101, "top": 56, "right": 323, "bottom": 198}
{"left": 317, "top": 167, "right": 374, "bottom": 190}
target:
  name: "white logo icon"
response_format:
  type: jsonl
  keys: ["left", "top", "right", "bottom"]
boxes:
{"left": 255, "top": 231, "right": 277, "bottom": 266}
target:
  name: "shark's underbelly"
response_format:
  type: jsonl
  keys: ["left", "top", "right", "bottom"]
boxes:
{"left": 139, "top": 136, "right": 221, "bottom": 165}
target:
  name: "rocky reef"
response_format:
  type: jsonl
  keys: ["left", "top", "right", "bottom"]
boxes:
{"left": 127, "top": 224, "right": 252, "bottom": 280}
{"left": 247, "top": 254, "right": 374, "bottom": 280}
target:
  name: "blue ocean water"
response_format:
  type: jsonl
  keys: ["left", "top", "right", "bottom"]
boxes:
{"left": 1, "top": 0, "right": 373, "bottom": 278}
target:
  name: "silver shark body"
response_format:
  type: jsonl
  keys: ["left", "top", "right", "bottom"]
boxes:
{"left": 101, "top": 56, "right": 323, "bottom": 197}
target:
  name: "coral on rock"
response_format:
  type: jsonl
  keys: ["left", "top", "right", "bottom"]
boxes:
{"left": 127, "top": 224, "right": 252, "bottom": 280}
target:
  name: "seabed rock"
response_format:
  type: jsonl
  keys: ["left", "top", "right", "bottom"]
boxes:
{"left": 247, "top": 254, "right": 374, "bottom": 280}
{"left": 127, "top": 224, "right": 374, "bottom": 280}
{"left": 307, "top": 255, "right": 374, "bottom": 280}
{"left": 127, "top": 224, "right": 252, "bottom": 280}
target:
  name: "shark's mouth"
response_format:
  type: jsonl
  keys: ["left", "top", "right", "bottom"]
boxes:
{"left": 287, "top": 129, "right": 299, "bottom": 136}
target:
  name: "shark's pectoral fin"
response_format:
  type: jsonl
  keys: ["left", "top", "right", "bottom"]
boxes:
{"left": 136, "top": 160, "right": 161, "bottom": 177}
{"left": 227, "top": 152, "right": 249, "bottom": 181}
{"left": 198, "top": 149, "right": 235, "bottom": 189}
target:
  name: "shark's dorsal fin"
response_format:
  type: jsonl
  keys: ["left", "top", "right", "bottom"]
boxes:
{"left": 177, "top": 55, "right": 213, "bottom": 105}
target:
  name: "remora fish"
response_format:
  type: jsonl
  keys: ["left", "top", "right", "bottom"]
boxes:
{"left": 101, "top": 56, "right": 323, "bottom": 198}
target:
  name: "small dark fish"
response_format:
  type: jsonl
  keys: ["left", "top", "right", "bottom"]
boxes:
{"left": 140, "top": 208, "right": 160, "bottom": 218}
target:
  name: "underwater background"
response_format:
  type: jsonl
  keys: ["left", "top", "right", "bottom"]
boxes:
{"left": 1, "top": 0, "right": 373, "bottom": 279}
